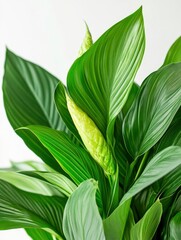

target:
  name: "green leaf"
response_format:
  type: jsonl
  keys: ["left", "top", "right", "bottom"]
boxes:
{"left": 164, "top": 36, "right": 181, "bottom": 65}
{"left": 2, "top": 49, "right": 71, "bottom": 172}
{"left": 17, "top": 125, "right": 107, "bottom": 211}
{"left": 63, "top": 179, "right": 105, "bottom": 240}
{"left": 121, "top": 146, "right": 181, "bottom": 205}
{"left": 169, "top": 212, "right": 181, "bottom": 240}
{"left": 0, "top": 171, "right": 63, "bottom": 196}
{"left": 0, "top": 178, "right": 66, "bottom": 239}
{"left": 10, "top": 160, "right": 55, "bottom": 172}
{"left": 130, "top": 201, "right": 162, "bottom": 240}
{"left": 37, "top": 172, "right": 77, "bottom": 197}
{"left": 103, "top": 198, "right": 131, "bottom": 240}
{"left": 67, "top": 8, "right": 145, "bottom": 143}
{"left": 78, "top": 22, "right": 93, "bottom": 57}
{"left": 17, "top": 128, "right": 63, "bottom": 172}
{"left": 123, "top": 63, "right": 181, "bottom": 157}
{"left": 3, "top": 49, "right": 66, "bottom": 131}
{"left": 25, "top": 228, "right": 56, "bottom": 240}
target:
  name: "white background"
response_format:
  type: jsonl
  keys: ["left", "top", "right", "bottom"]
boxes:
{"left": 0, "top": 0, "right": 181, "bottom": 239}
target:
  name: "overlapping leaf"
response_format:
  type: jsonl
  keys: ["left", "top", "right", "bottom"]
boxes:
{"left": 168, "top": 212, "right": 181, "bottom": 240}
{"left": 2, "top": 50, "right": 71, "bottom": 171}
{"left": 123, "top": 63, "right": 181, "bottom": 157}
{"left": 63, "top": 179, "right": 105, "bottom": 240}
{"left": 130, "top": 201, "right": 162, "bottom": 240}
{"left": 67, "top": 8, "right": 145, "bottom": 143}
{"left": 0, "top": 175, "right": 66, "bottom": 239}
{"left": 120, "top": 146, "right": 181, "bottom": 205}
{"left": 17, "top": 126, "right": 107, "bottom": 211}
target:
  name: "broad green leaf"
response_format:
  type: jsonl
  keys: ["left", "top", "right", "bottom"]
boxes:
{"left": 3, "top": 49, "right": 66, "bottom": 131}
{"left": 123, "top": 63, "right": 181, "bottom": 157}
{"left": 2, "top": 49, "right": 70, "bottom": 172}
{"left": 67, "top": 8, "right": 145, "bottom": 143}
{"left": 120, "top": 146, "right": 181, "bottom": 205}
{"left": 164, "top": 36, "right": 181, "bottom": 65}
{"left": 0, "top": 171, "right": 63, "bottom": 196}
{"left": 25, "top": 228, "right": 56, "bottom": 240}
{"left": 37, "top": 172, "right": 77, "bottom": 197}
{"left": 103, "top": 198, "right": 131, "bottom": 240}
{"left": 10, "top": 160, "right": 55, "bottom": 172}
{"left": 17, "top": 125, "right": 107, "bottom": 211}
{"left": 78, "top": 22, "right": 93, "bottom": 57}
{"left": 63, "top": 179, "right": 105, "bottom": 240}
{"left": 130, "top": 201, "right": 162, "bottom": 240}
{"left": 0, "top": 179, "right": 66, "bottom": 239}
{"left": 169, "top": 212, "right": 181, "bottom": 240}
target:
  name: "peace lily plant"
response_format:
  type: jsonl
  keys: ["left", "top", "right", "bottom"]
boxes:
{"left": 1, "top": 7, "right": 181, "bottom": 240}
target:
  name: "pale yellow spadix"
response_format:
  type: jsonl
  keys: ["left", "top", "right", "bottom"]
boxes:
{"left": 66, "top": 93, "right": 116, "bottom": 175}
{"left": 78, "top": 22, "right": 93, "bottom": 57}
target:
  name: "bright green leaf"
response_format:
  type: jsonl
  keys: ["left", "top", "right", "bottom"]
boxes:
{"left": 67, "top": 8, "right": 145, "bottom": 143}
{"left": 103, "top": 198, "right": 131, "bottom": 240}
{"left": 25, "top": 228, "right": 56, "bottom": 240}
{"left": 164, "top": 36, "right": 181, "bottom": 65}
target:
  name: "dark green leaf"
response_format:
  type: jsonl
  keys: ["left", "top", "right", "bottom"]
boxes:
{"left": 67, "top": 8, "right": 145, "bottom": 143}
{"left": 169, "top": 212, "right": 181, "bottom": 240}
{"left": 130, "top": 201, "right": 162, "bottom": 240}
{"left": 3, "top": 49, "right": 66, "bottom": 131}
{"left": 0, "top": 177, "right": 66, "bottom": 239}
{"left": 63, "top": 179, "right": 105, "bottom": 240}
{"left": 123, "top": 63, "right": 181, "bottom": 157}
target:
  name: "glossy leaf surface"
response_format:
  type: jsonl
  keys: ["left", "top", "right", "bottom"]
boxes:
{"left": 123, "top": 63, "right": 181, "bottom": 157}
{"left": 63, "top": 179, "right": 105, "bottom": 240}
{"left": 67, "top": 8, "right": 145, "bottom": 142}
{"left": 121, "top": 146, "right": 181, "bottom": 205}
